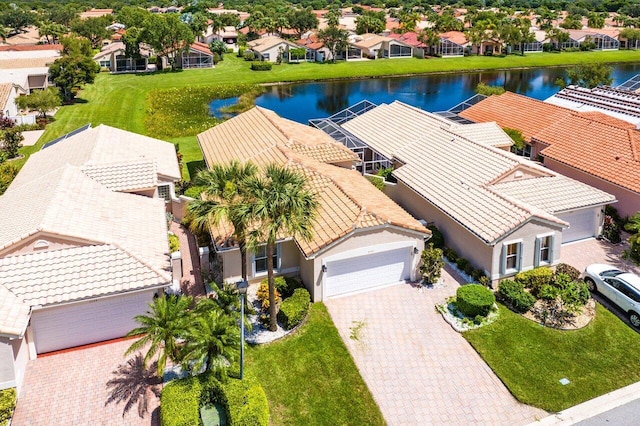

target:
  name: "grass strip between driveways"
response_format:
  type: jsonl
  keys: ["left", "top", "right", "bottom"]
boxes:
{"left": 463, "top": 303, "right": 640, "bottom": 412}
{"left": 246, "top": 303, "right": 385, "bottom": 426}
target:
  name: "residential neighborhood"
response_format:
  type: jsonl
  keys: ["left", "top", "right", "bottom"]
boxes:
{"left": 1, "top": 1, "right": 640, "bottom": 425}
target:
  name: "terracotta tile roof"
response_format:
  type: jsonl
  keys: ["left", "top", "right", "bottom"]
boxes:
{"left": 197, "top": 108, "right": 427, "bottom": 255}
{"left": 0, "top": 166, "right": 171, "bottom": 275}
{"left": 440, "top": 31, "right": 468, "bottom": 45}
{"left": 190, "top": 41, "right": 212, "bottom": 55}
{"left": 0, "top": 44, "right": 62, "bottom": 52}
{"left": 13, "top": 124, "right": 181, "bottom": 190}
{"left": 296, "top": 33, "right": 325, "bottom": 50}
{"left": 461, "top": 92, "right": 640, "bottom": 194}
{"left": 343, "top": 101, "right": 614, "bottom": 243}
{"left": 459, "top": 91, "right": 574, "bottom": 142}
{"left": 0, "top": 285, "right": 30, "bottom": 337}
{"left": 388, "top": 32, "right": 426, "bottom": 48}
{"left": 0, "top": 244, "right": 168, "bottom": 308}
{"left": 534, "top": 114, "right": 640, "bottom": 193}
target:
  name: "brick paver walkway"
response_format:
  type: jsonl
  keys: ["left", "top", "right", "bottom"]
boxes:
{"left": 326, "top": 265, "right": 546, "bottom": 425}
{"left": 12, "top": 339, "right": 159, "bottom": 426}
{"left": 560, "top": 236, "right": 640, "bottom": 275}
{"left": 170, "top": 221, "right": 206, "bottom": 297}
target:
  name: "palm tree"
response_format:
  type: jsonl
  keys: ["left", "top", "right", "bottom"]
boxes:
{"left": 245, "top": 164, "right": 318, "bottom": 331}
{"left": 181, "top": 306, "right": 240, "bottom": 375}
{"left": 125, "top": 294, "right": 193, "bottom": 377}
{"left": 188, "top": 161, "right": 258, "bottom": 283}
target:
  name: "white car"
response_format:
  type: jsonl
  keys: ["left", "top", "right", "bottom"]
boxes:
{"left": 583, "top": 264, "right": 640, "bottom": 328}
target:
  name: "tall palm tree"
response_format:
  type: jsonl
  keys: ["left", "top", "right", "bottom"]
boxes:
{"left": 181, "top": 306, "right": 240, "bottom": 375}
{"left": 126, "top": 294, "right": 193, "bottom": 377}
{"left": 244, "top": 164, "right": 318, "bottom": 331}
{"left": 188, "top": 161, "right": 258, "bottom": 283}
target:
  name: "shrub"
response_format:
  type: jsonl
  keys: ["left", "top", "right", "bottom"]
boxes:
{"left": 515, "top": 267, "right": 553, "bottom": 297}
{"left": 367, "top": 175, "right": 385, "bottom": 190}
{"left": 602, "top": 218, "right": 622, "bottom": 244}
{"left": 250, "top": 61, "right": 272, "bottom": 71}
{"left": 1, "top": 128, "right": 23, "bottom": 158}
{"left": 426, "top": 225, "right": 444, "bottom": 249}
{"left": 0, "top": 388, "right": 16, "bottom": 426}
{"left": 168, "top": 233, "right": 180, "bottom": 253}
{"left": 471, "top": 268, "right": 485, "bottom": 282}
{"left": 257, "top": 280, "right": 281, "bottom": 311}
{"left": 478, "top": 275, "right": 491, "bottom": 287}
{"left": 498, "top": 279, "right": 535, "bottom": 313}
{"left": 464, "top": 263, "right": 474, "bottom": 276}
{"left": 456, "top": 284, "right": 496, "bottom": 317}
{"left": 161, "top": 372, "right": 268, "bottom": 426}
{"left": 420, "top": 243, "right": 444, "bottom": 284}
{"left": 444, "top": 247, "right": 458, "bottom": 262}
{"left": 554, "top": 263, "right": 581, "bottom": 282}
{"left": 456, "top": 257, "right": 469, "bottom": 272}
{"left": 277, "top": 288, "right": 311, "bottom": 330}
{"left": 259, "top": 276, "right": 301, "bottom": 299}
{"left": 243, "top": 50, "right": 255, "bottom": 61}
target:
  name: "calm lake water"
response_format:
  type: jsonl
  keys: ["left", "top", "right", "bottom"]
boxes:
{"left": 248, "top": 63, "right": 640, "bottom": 123}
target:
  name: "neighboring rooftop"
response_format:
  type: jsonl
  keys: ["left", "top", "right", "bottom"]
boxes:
{"left": 546, "top": 85, "right": 640, "bottom": 125}
{"left": 247, "top": 35, "right": 296, "bottom": 52}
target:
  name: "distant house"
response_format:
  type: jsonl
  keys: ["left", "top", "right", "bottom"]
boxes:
{"left": 563, "top": 29, "right": 619, "bottom": 50}
{"left": 296, "top": 33, "right": 333, "bottom": 62}
{"left": 388, "top": 32, "right": 426, "bottom": 57}
{"left": 349, "top": 33, "right": 413, "bottom": 59}
{"left": 179, "top": 42, "right": 214, "bottom": 69}
{"left": 0, "top": 83, "right": 27, "bottom": 119}
{"left": 0, "top": 124, "right": 180, "bottom": 394}
{"left": 78, "top": 8, "right": 113, "bottom": 19}
{"left": 93, "top": 42, "right": 151, "bottom": 73}
{"left": 460, "top": 91, "right": 640, "bottom": 218}
{"left": 3, "top": 26, "right": 44, "bottom": 46}
{"left": 247, "top": 35, "right": 300, "bottom": 62}
{"left": 436, "top": 31, "right": 468, "bottom": 56}
{"left": 200, "top": 25, "right": 238, "bottom": 47}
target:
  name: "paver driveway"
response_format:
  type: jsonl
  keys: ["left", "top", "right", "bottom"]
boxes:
{"left": 12, "top": 339, "right": 159, "bottom": 426}
{"left": 326, "top": 266, "right": 546, "bottom": 425}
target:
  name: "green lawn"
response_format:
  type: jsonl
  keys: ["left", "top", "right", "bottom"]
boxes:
{"left": 21, "top": 50, "right": 640, "bottom": 176}
{"left": 246, "top": 303, "right": 385, "bottom": 426}
{"left": 464, "top": 303, "right": 640, "bottom": 412}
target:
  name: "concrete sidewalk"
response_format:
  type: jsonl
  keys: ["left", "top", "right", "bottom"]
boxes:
{"left": 529, "top": 381, "right": 640, "bottom": 425}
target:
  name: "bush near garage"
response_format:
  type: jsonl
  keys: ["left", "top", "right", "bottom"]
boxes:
{"left": 426, "top": 225, "right": 444, "bottom": 249}
{"left": 277, "top": 288, "right": 311, "bottom": 330}
{"left": 515, "top": 267, "right": 554, "bottom": 297}
{"left": 456, "top": 284, "right": 496, "bottom": 317}
{"left": 161, "top": 371, "right": 268, "bottom": 426}
{"left": 498, "top": 279, "right": 536, "bottom": 313}
{"left": 554, "top": 263, "right": 581, "bottom": 282}
{"left": 0, "top": 388, "right": 16, "bottom": 426}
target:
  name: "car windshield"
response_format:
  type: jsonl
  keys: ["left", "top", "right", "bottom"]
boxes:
{"left": 600, "top": 269, "right": 624, "bottom": 278}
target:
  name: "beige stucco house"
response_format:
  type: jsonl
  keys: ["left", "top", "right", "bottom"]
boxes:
{"left": 349, "top": 33, "right": 413, "bottom": 59}
{"left": 336, "top": 101, "right": 615, "bottom": 284}
{"left": 93, "top": 41, "right": 151, "bottom": 73}
{"left": 0, "top": 125, "right": 181, "bottom": 393}
{"left": 247, "top": 35, "right": 300, "bottom": 62}
{"left": 197, "top": 107, "right": 430, "bottom": 302}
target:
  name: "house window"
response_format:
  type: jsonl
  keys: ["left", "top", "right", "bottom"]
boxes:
{"left": 502, "top": 241, "right": 522, "bottom": 274}
{"left": 158, "top": 184, "right": 171, "bottom": 201}
{"left": 510, "top": 143, "right": 532, "bottom": 159}
{"left": 254, "top": 244, "right": 279, "bottom": 275}
{"left": 536, "top": 235, "right": 553, "bottom": 266}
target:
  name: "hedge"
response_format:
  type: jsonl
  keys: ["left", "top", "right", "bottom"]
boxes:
{"left": 515, "top": 267, "right": 553, "bottom": 297}
{"left": 456, "top": 284, "right": 495, "bottom": 317}
{"left": 0, "top": 388, "right": 16, "bottom": 426}
{"left": 498, "top": 279, "right": 536, "bottom": 313}
{"left": 555, "top": 263, "right": 581, "bottom": 282}
{"left": 250, "top": 61, "right": 272, "bottom": 71}
{"left": 277, "top": 288, "right": 311, "bottom": 330}
{"left": 260, "top": 276, "right": 303, "bottom": 299}
{"left": 426, "top": 225, "right": 444, "bottom": 249}
{"left": 161, "top": 372, "right": 268, "bottom": 426}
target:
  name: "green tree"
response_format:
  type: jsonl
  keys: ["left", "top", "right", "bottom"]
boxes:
{"left": 38, "top": 20, "right": 66, "bottom": 44}
{"left": 625, "top": 212, "right": 640, "bottom": 264}
{"left": 620, "top": 28, "right": 640, "bottom": 49}
{"left": 126, "top": 294, "right": 193, "bottom": 377}
{"left": 355, "top": 10, "right": 386, "bottom": 34}
{"left": 287, "top": 7, "right": 319, "bottom": 39}
{"left": 15, "top": 87, "right": 61, "bottom": 119}
{"left": 546, "top": 27, "right": 570, "bottom": 50}
{"left": 70, "top": 16, "right": 112, "bottom": 49}
{"left": 116, "top": 6, "right": 151, "bottom": 29}
{"left": 290, "top": 47, "right": 307, "bottom": 61}
{"left": 564, "top": 63, "right": 613, "bottom": 88}
{"left": 420, "top": 243, "right": 444, "bottom": 284}
{"left": 318, "top": 24, "right": 349, "bottom": 62}
{"left": 560, "top": 14, "right": 583, "bottom": 29}
{"left": 49, "top": 53, "right": 99, "bottom": 102}
{"left": 418, "top": 28, "right": 440, "bottom": 56}
{"left": 1, "top": 128, "right": 23, "bottom": 159}
{"left": 46, "top": 4, "right": 79, "bottom": 26}
{"left": 209, "top": 39, "right": 227, "bottom": 59}
{"left": 0, "top": 7, "right": 35, "bottom": 36}
{"left": 587, "top": 12, "right": 606, "bottom": 28}
{"left": 503, "top": 127, "right": 526, "bottom": 150}
{"left": 180, "top": 305, "right": 239, "bottom": 375}
{"left": 0, "top": 162, "right": 19, "bottom": 195}
{"left": 245, "top": 164, "right": 318, "bottom": 332}
{"left": 476, "top": 82, "right": 505, "bottom": 96}
{"left": 399, "top": 11, "right": 421, "bottom": 33}
{"left": 188, "top": 161, "right": 258, "bottom": 283}
{"left": 143, "top": 13, "right": 195, "bottom": 70}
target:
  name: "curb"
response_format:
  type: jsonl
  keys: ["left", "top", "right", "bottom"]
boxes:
{"left": 528, "top": 381, "right": 640, "bottom": 425}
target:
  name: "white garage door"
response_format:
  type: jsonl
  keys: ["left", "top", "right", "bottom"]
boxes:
{"left": 557, "top": 208, "right": 597, "bottom": 243}
{"left": 325, "top": 247, "right": 411, "bottom": 298}
{"left": 32, "top": 291, "right": 154, "bottom": 354}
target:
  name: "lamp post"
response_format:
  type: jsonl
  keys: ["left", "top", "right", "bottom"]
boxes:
{"left": 236, "top": 280, "right": 249, "bottom": 380}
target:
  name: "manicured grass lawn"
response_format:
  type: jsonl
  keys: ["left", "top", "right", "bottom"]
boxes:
{"left": 246, "top": 303, "right": 385, "bottom": 426}
{"left": 464, "top": 303, "right": 640, "bottom": 412}
{"left": 20, "top": 50, "right": 640, "bottom": 177}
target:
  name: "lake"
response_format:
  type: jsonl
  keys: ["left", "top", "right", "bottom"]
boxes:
{"left": 249, "top": 63, "right": 640, "bottom": 123}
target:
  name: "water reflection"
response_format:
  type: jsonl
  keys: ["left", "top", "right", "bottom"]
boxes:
{"left": 254, "top": 63, "right": 640, "bottom": 123}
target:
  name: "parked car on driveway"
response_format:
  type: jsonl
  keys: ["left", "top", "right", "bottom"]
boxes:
{"left": 582, "top": 264, "right": 640, "bottom": 327}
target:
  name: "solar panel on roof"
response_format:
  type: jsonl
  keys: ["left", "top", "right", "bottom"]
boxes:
{"left": 42, "top": 124, "right": 92, "bottom": 149}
